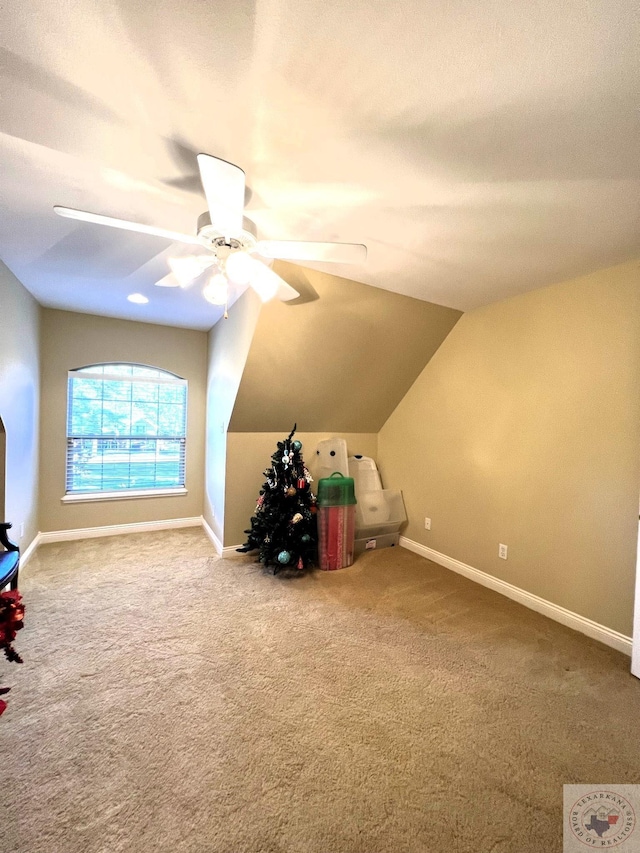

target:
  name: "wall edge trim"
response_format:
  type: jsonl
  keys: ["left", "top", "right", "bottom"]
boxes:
{"left": 399, "top": 536, "right": 632, "bottom": 656}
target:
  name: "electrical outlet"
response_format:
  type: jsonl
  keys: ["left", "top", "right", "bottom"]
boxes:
{"left": 19, "top": 522, "right": 24, "bottom": 538}
{"left": 499, "top": 543, "right": 508, "bottom": 560}
{"left": 424, "top": 517, "right": 431, "bottom": 530}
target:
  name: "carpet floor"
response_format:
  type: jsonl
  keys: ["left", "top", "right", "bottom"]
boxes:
{"left": 1, "top": 528, "right": 639, "bottom": 852}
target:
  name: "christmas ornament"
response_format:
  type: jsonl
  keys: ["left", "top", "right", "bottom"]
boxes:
{"left": 301, "top": 534, "right": 311, "bottom": 543}
{"left": 297, "top": 478, "right": 306, "bottom": 490}
{"left": 277, "top": 550, "right": 291, "bottom": 565}
{"left": 286, "top": 486, "right": 297, "bottom": 497}
{"left": 292, "top": 440, "right": 302, "bottom": 452}
{"left": 282, "top": 453, "right": 289, "bottom": 465}
{"left": 297, "top": 557, "right": 304, "bottom": 570}
{"left": 292, "top": 513, "right": 303, "bottom": 524}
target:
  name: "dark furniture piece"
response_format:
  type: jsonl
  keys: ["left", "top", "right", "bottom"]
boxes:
{"left": 0, "top": 523, "right": 20, "bottom": 591}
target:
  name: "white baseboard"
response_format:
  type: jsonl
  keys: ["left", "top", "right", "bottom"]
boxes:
{"left": 223, "top": 544, "right": 244, "bottom": 555}
{"left": 20, "top": 532, "right": 42, "bottom": 566}
{"left": 18, "top": 517, "right": 237, "bottom": 579}
{"left": 400, "top": 537, "right": 633, "bottom": 657}
{"left": 201, "top": 515, "right": 222, "bottom": 555}
{"left": 200, "top": 516, "right": 242, "bottom": 556}
{"left": 16, "top": 518, "right": 198, "bottom": 581}
{"left": 38, "top": 516, "right": 202, "bottom": 545}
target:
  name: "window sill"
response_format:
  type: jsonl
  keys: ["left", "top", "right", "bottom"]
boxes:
{"left": 61, "top": 488, "right": 188, "bottom": 504}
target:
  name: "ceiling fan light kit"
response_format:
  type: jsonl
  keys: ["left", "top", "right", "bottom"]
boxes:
{"left": 54, "top": 153, "right": 367, "bottom": 316}
{"left": 202, "top": 273, "right": 230, "bottom": 306}
{"left": 224, "top": 249, "right": 254, "bottom": 286}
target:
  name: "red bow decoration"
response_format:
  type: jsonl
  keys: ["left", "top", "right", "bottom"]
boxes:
{"left": 0, "top": 589, "right": 25, "bottom": 716}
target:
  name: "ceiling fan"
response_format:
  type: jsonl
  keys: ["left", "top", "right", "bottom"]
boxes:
{"left": 54, "top": 154, "right": 367, "bottom": 312}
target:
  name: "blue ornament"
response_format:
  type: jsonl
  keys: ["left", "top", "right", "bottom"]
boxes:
{"left": 277, "top": 550, "right": 291, "bottom": 565}
{"left": 292, "top": 440, "right": 302, "bottom": 452}
{"left": 301, "top": 534, "right": 311, "bottom": 543}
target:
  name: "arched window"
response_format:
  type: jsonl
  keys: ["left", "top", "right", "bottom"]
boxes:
{"left": 66, "top": 364, "right": 187, "bottom": 498}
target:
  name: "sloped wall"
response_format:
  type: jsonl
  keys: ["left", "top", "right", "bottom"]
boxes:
{"left": 220, "top": 264, "right": 461, "bottom": 546}
{"left": 378, "top": 259, "right": 640, "bottom": 636}
{"left": 229, "top": 263, "right": 461, "bottom": 432}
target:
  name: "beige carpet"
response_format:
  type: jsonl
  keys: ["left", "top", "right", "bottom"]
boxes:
{"left": 2, "top": 528, "right": 639, "bottom": 853}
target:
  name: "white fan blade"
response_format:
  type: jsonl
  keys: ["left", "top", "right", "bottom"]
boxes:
{"left": 256, "top": 240, "right": 367, "bottom": 264}
{"left": 196, "top": 154, "right": 245, "bottom": 235}
{"left": 154, "top": 273, "right": 181, "bottom": 288}
{"left": 168, "top": 255, "right": 217, "bottom": 287}
{"left": 246, "top": 257, "right": 299, "bottom": 302}
{"left": 54, "top": 206, "right": 201, "bottom": 245}
{"left": 276, "top": 278, "right": 301, "bottom": 302}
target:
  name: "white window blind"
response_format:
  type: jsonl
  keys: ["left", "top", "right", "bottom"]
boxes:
{"left": 66, "top": 364, "right": 187, "bottom": 495}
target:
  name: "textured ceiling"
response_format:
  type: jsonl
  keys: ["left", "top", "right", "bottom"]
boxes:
{"left": 0, "top": 0, "right": 638, "bottom": 330}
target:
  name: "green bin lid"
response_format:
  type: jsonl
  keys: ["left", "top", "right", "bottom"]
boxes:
{"left": 317, "top": 472, "right": 357, "bottom": 506}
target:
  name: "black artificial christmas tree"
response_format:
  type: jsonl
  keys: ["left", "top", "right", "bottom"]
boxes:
{"left": 237, "top": 425, "right": 318, "bottom": 572}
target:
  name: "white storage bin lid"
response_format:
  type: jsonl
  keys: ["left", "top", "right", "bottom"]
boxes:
{"left": 348, "top": 455, "right": 377, "bottom": 472}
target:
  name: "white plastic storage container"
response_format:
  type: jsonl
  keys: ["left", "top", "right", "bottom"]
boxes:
{"left": 314, "top": 437, "right": 349, "bottom": 483}
{"left": 354, "top": 532, "right": 400, "bottom": 556}
{"left": 348, "top": 455, "right": 382, "bottom": 494}
{"left": 355, "top": 490, "right": 407, "bottom": 537}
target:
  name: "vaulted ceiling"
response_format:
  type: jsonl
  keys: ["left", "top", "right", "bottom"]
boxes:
{"left": 0, "top": 0, "right": 638, "bottom": 330}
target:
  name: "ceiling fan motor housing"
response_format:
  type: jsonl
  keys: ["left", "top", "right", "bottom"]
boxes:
{"left": 196, "top": 211, "right": 256, "bottom": 259}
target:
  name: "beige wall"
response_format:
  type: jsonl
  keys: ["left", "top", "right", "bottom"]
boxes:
{"left": 39, "top": 309, "right": 207, "bottom": 532}
{"left": 229, "top": 263, "right": 461, "bottom": 432}
{"left": 204, "top": 289, "right": 262, "bottom": 542}
{"left": 225, "top": 431, "right": 378, "bottom": 546}
{"left": 0, "top": 261, "right": 40, "bottom": 549}
{"left": 378, "top": 260, "right": 640, "bottom": 636}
